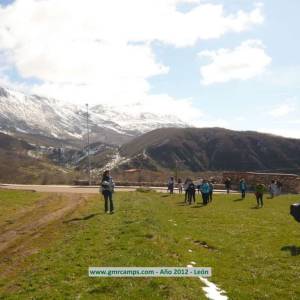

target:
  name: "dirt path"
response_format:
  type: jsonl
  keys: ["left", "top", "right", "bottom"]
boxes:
{"left": 0, "top": 193, "right": 87, "bottom": 255}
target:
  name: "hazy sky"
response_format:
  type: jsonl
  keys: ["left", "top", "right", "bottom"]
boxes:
{"left": 0, "top": 0, "right": 299, "bottom": 138}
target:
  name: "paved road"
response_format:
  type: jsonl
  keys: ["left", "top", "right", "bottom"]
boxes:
{"left": 0, "top": 184, "right": 135, "bottom": 194}
{"left": 0, "top": 184, "right": 237, "bottom": 194}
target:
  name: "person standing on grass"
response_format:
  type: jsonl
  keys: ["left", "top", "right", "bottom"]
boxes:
{"left": 100, "top": 170, "right": 115, "bottom": 214}
{"left": 198, "top": 180, "right": 203, "bottom": 203}
{"left": 177, "top": 178, "right": 183, "bottom": 194}
{"left": 224, "top": 177, "right": 231, "bottom": 194}
{"left": 239, "top": 178, "right": 247, "bottom": 199}
{"left": 167, "top": 177, "right": 175, "bottom": 194}
{"left": 197, "top": 178, "right": 203, "bottom": 194}
{"left": 208, "top": 181, "right": 214, "bottom": 202}
{"left": 187, "top": 180, "right": 196, "bottom": 205}
{"left": 276, "top": 180, "right": 283, "bottom": 195}
{"left": 269, "top": 180, "right": 277, "bottom": 198}
{"left": 255, "top": 182, "right": 266, "bottom": 208}
{"left": 184, "top": 178, "right": 191, "bottom": 203}
{"left": 201, "top": 179, "right": 210, "bottom": 205}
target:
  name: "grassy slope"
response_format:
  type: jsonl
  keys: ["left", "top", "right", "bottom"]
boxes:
{"left": 0, "top": 189, "right": 41, "bottom": 222}
{"left": 0, "top": 132, "right": 81, "bottom": 184}
{"left": 1, "top": 191, "right": 300, "bottom": 299}
{"left": 0, "top": 150, "right": 81, "bottom": 184}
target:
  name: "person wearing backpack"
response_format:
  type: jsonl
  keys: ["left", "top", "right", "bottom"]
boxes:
{"left": 187, "top": 181, "right": 196, "bottom": 205}
{"left": 100, "top": 170, "right": 115, "bottom": 214}
{"left": 255, "top": 182, "right": 266, "bottom": 208}
{"left": 177, "top": 178, "right": 183, "bottom": 194}
{"left": 269, "top": 180, "right": 277, "bottom": 198}
{"left": 276, "top": 180, "right": 283, "bottom": 195}
{"left": 184, "top": 178, "right": 191, "bottom": 203}
{"left": 201, "top": 179, "right": 210, "bottom": 205}
{"left": 167, "top": 177, "right": 175, "bottom": 194}
{"left": 224, "top": 177, "right": 231, "bottom": 194}
{"left": 239, "top": 178, "right": 247, "bottom": 199}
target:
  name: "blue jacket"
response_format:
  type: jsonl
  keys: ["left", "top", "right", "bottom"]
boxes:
{"left": 201, "top": 182, "right": 210, "bottom": 194}
{"left": 239, "top": 181, "right": 247, "bottom": 191}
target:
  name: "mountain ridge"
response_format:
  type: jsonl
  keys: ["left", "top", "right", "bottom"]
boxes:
{"left": 0, "top": 86, "right": 188, "bottom": 146}
{"left": 116, "top": 127, "right": 300, "bottom": 173}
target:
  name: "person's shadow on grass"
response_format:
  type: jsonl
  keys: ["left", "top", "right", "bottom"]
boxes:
{"left": 191, "top": 205, "right": 205, "bottom": 208}
{"left": 250, "top": 206, "right": 261, "bottom": 209}
{"left": 63, "top": 213, "right": 101, "bottom": 223}
{"left": 234, "top": 198, "right": 243, "bottom": 202}
{"left": 281, "top": 246, "right": 300, "bottom": 256}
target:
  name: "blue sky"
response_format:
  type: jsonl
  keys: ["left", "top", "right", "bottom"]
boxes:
{"left": 0, "top": 0, "right": 13, "bottom": 5}
{"left": 0, "top": 0, "right": 299, "bottom": 138}
{"left": 150, "top": 0, "right": 300, "bottom": 137}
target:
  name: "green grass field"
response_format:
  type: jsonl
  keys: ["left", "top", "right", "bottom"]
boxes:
{"left": 1, "top": 189, "right": 300, "bottom": 299}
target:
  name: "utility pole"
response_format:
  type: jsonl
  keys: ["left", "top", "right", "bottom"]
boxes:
{"left": 86, "top": 103, "right": 92, "bottom": 186}
{"left": 175, "top": 159, "right": 185, "bottom": 182}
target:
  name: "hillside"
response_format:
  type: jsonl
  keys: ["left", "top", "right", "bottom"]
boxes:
{"left": 118, "top": 128, "right": 300, "bottom": 173}
{"left": 0, "top": 132, "right": 34, "bottom": 152}
{"left": 2, "top": 126, "right": 300, "bottom": 183}
{"left": 0, "top": 133, "right": 81, "bottom": 184}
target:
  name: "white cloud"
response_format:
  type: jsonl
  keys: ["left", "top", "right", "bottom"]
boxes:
{"left": 258, "top": 128, "right": 300, "bottom": 140}
{"left": 199, "top": 39, "right": 271, "bottom": 85}
{"left": 0, "top": 0, "right": 264, "bottom": 120}
{"left": 268, "top": 99, "right": 297, "bottom": 118}
{"left": 261, "top": 66, "right": 300, "bottom": 87}
{"left": 288, "top": 120, "right": 300, "bottom": 124}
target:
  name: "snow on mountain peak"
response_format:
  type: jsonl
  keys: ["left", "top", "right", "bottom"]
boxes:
{"left": 0, "top": 85, "right": 188, "bottom": 144}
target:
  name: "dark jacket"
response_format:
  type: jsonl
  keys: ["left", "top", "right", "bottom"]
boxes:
{"left": 187, "top": 183, "right": 195, "bottom": 192}
{"left": 100, "top": 176, "right": 115, "bottom": 193}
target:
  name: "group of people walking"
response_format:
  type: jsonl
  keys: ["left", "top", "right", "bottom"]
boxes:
{"left": 99, "top": 170, "right": 285, "bottom": 214}
{"left": 169, "top": 176, "right": 284, "bottom": 209}
{"left": 235, "top": 177, "right": 283, "bottom": 208}
{"left": 168, "top": 177, "right": 213, "bottom": 206}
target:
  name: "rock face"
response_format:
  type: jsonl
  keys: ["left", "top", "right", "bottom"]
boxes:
{"left": 0, "top": 87, "right": 8, "bottom": 98}
{"left": 119, "top": 127, "right": 300, "bottom": 173}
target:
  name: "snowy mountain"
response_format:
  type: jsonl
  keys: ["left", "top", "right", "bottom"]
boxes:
{"left": 0, "top": 86, "right": 188, "bottom": 146}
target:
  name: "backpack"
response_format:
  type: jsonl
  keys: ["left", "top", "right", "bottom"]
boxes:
{"left": 101, "top": 180, "right": 111, "bottom": 192}
{"left": 188, "top": 183, "right": 195, "bottom": 191}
